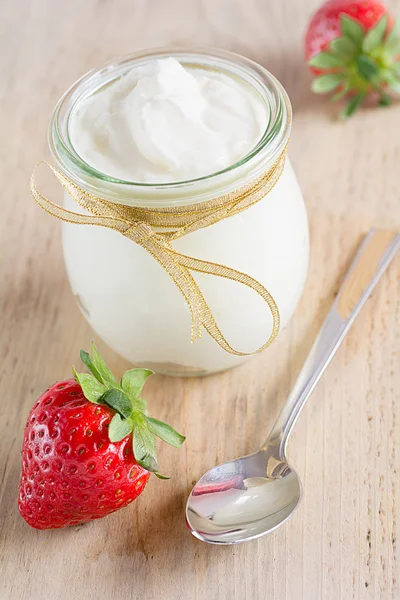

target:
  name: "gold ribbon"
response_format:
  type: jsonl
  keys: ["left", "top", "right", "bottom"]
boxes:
{"left": 30, "top": 151, "right": 286, "bottom": 356}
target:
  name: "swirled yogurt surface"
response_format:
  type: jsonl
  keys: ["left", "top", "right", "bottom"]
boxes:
{"left": 69, "top": 57, "right": 268, "bottom": 183}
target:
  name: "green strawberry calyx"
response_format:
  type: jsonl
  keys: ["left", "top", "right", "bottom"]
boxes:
{"left": 73, "top": 343, "right": 185, "bottom": 477}
{"left": 309, "top": 14, "right": 400, "bottom": 117}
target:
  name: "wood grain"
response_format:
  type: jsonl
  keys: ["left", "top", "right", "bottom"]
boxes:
{"left": 0, "top": 0, "right": 399, "bottom": 599}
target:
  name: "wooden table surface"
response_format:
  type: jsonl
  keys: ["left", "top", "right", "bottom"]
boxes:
{"left": 0, "top": 0, "right": 399, "bottom": 598}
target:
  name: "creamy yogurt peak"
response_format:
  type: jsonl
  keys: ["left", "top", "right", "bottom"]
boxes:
{"left": 69, "top": 58, "right": 269, "bottom": 183}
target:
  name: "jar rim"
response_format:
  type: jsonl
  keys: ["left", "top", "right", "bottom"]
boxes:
{"left": 48, "top": 47, "right": 291, "bottom": 207}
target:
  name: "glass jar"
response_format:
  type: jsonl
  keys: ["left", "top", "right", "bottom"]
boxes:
{"left": 48, "top": 48, "right": 309, "bottom": 376}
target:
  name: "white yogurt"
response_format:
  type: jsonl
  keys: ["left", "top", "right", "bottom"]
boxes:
{"left": 54, "top": 50, "right": 309, "bottom": 376}
{"left": 69, "top": 58, "right": 268, "bottom": 183}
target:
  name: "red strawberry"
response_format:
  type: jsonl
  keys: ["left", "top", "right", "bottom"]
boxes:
{"left": 305, "top": 0, "right": 400, "bottom": 117}
{"left": 18, "top": 344, "right": 185, "bottom": 530}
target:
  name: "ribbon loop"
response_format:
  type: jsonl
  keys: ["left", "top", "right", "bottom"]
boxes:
{"left": 30, "top": 154, "right": 285, "bottom": 356}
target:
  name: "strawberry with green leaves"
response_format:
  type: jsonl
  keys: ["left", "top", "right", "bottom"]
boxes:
{"left": 305, "top": 0, "right": 400, "bottom": 117}
{"left": 19, "top": 344, "right": 185, "bottom": 530}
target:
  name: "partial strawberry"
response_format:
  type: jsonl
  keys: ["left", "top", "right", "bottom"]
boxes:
{"left": 18, "top": 344, "right": 185, "bottom": 530}
{"left": 305, "top": 0, "right": 400, "bottom": 117}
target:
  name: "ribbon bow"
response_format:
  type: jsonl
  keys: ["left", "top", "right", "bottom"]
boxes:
{"left": 30, "top": 153, "right": 285, "bottom": 356}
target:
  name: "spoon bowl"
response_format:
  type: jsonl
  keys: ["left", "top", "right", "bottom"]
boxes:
{"left": 186, "top": 447, "right": 302, "bottom": 544}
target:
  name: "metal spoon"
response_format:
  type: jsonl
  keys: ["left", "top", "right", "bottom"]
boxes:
{"left": 186, "top": 229, "right": 399, "bottom": 544}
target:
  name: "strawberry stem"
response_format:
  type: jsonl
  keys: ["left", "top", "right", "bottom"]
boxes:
{"left": 73, "top": 343, "right": 186, "bottom": 473}
{"left": 309, "top": 14, "right": 400, "bottom": 117}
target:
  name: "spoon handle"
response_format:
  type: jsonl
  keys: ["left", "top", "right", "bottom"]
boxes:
{"left": 268, "top": 228, "right": 399, "bottom": 454}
